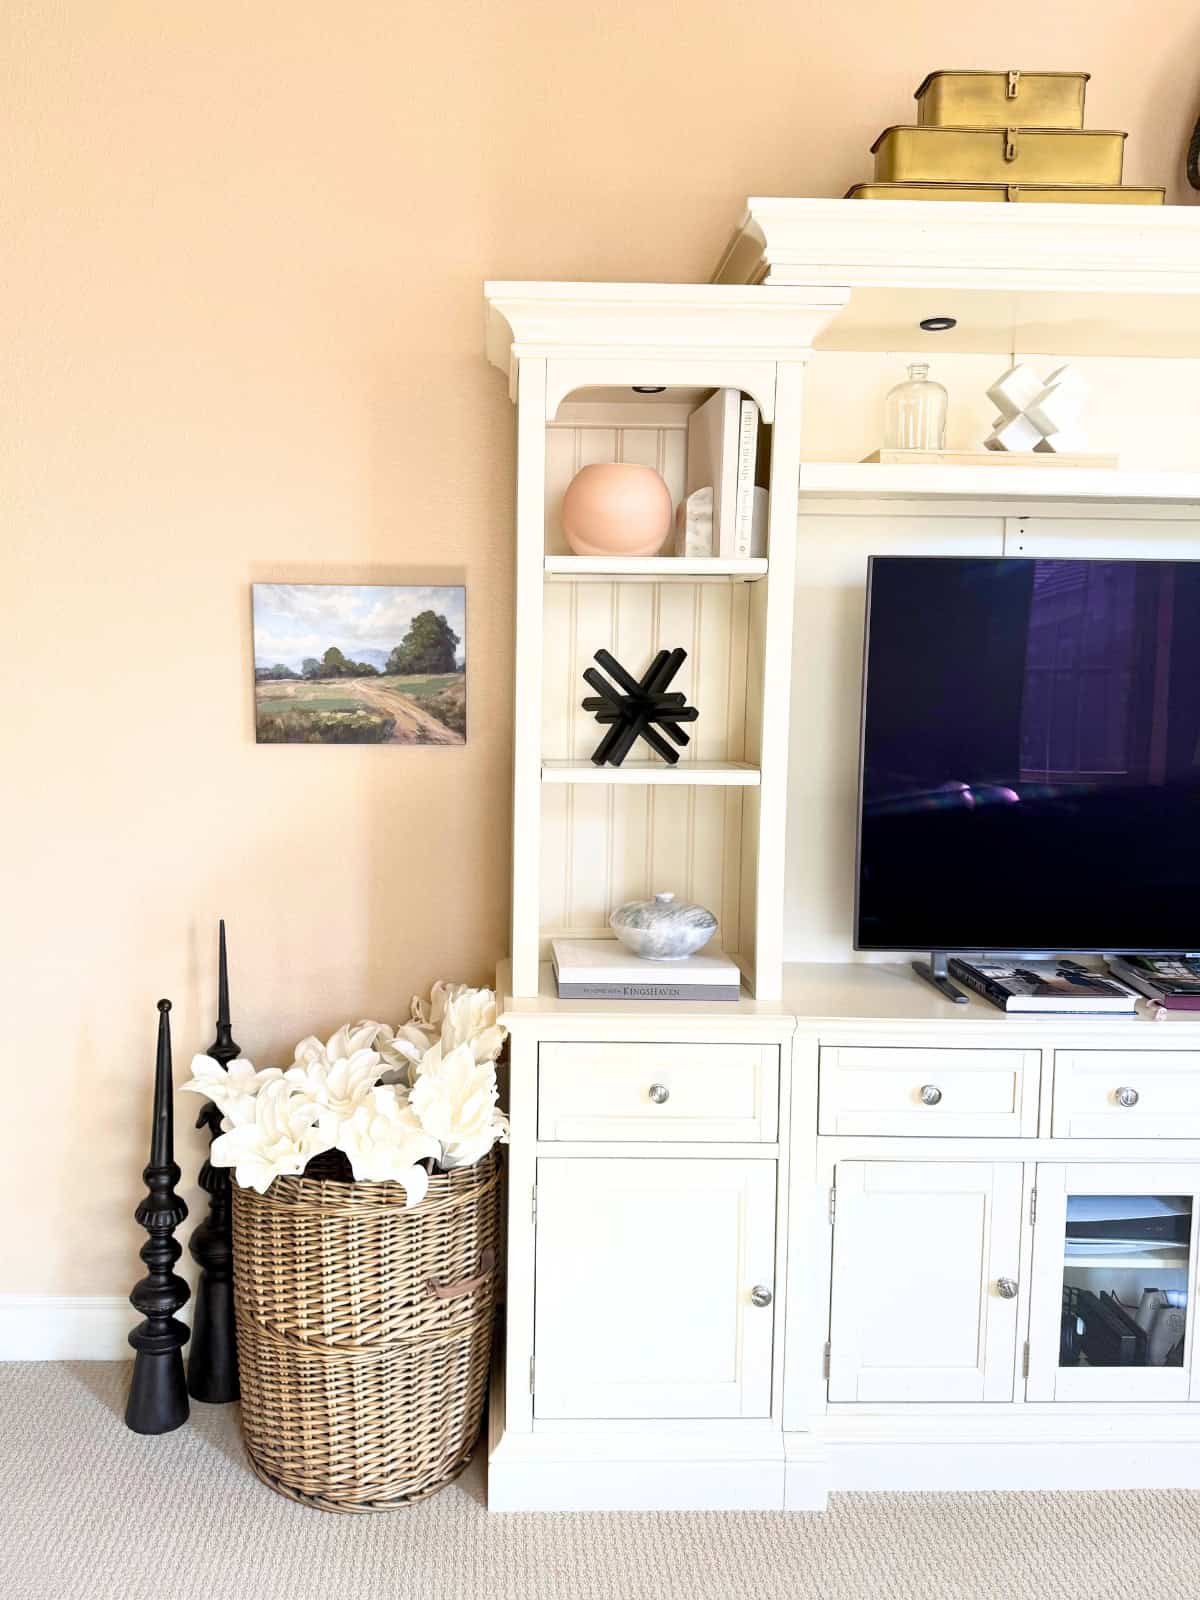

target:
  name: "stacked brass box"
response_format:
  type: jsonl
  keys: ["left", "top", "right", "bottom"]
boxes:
{"left": 847, "top": 71, "right": 1164, "bottom": 204}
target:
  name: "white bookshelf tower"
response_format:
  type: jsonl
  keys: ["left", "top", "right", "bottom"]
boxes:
{"left": 484, "top": 283, "right": 849, "bottom": 1002}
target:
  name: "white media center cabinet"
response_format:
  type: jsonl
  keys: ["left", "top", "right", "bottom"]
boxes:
{"left": 483, "top": 200, "right": 1200, "bottom": 1512}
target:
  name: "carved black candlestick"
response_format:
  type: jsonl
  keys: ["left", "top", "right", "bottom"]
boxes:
{"left": 125, "top": 999, "right": 190, "bottom": 1434}
{"left": 187, "top": 919, "right": 240, "bottom": 1403}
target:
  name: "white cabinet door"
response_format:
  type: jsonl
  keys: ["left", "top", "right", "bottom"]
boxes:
{"left": 828, "top": 1161, "right": 1024, "bottom": 1403}
{"left": 1027, "top": 1162, "right": 1200, "bottom": 1403}
{"left": 533, "top": 1157, "right": 777, "bottom": 1420}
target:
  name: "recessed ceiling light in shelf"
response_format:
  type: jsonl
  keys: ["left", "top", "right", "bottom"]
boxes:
{"left": 919, "top": 316, "right": 957, "bottom": 333}
{"left": 632, "top": 385, "right": 666, "bottom": 394}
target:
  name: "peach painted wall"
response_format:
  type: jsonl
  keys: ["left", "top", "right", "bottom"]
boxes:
{"left": 6, "top": 0, "right": 1200, "bottom": 1297}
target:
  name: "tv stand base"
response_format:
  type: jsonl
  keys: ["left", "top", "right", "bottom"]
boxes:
{"left": 912, "top": 953, "right": 969, "bottom": 1005}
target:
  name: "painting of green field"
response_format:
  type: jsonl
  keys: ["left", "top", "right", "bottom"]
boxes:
{"left": 253, "top": 584, "right": 466, "bottom": 746}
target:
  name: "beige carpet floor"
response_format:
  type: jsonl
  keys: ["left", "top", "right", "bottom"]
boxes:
{"left": 2, "top": 1364, "right": 1198, "bottom": 1600}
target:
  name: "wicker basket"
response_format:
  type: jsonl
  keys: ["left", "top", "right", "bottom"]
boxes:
{"left": 231, "top": 1147, "right": 501, "bottom": 1512}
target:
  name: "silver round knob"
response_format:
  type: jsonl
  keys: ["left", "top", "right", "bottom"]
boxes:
{"left": 996, "top": 1277, "right": 1018, "bottom": 1300}
{"left": 1115, "top": 1085, "right": 1139, "bottom": 1108}
{"left": 648, "top": 1083, "right": 670, "bottom": 1105}
{"left": 919, "top": 1084, "right": 943, "bottom": 1106}
{"left": 750, "top": 1285, "right": 773, "bottom": 1308}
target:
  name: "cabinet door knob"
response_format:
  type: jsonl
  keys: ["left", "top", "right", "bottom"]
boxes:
{"left": 750, "top": 1285, "right": 773, "bottom": 1308}
{"left": 648, "top": 1083, "right": 670, "bottom": 1105}
{"left": 919, "top": 1083, "right": 943, "bottom": 1106}
{"left": 1115, "top": 1085, "right": 1140, "bottom": 1108}
{"left": 996, "top": 1277, "right": 1018, "bottom": 1300}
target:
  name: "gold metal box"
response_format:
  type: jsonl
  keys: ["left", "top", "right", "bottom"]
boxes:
{"left": 915, "top": 70, "right": 1089, "bottom": 129}
{"left": 871, "top": 125, "right": 1126, "bottom": 185}
{"left": 846, "top": 181, "right": 1164, "bottom": 205}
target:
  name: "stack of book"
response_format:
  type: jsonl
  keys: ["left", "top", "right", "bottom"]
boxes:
{"left": 1108, "top": 956, "right": 1200, "bottom": 1012}
{"left": 947, "top": 958, "right": 1137, "bottom": 1014}
{"left": 677, "top": 390, "right": 768, "bottom": 559}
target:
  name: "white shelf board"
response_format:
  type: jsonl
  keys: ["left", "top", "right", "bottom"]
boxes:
{"left": 1064, "top": 1247, "right": 1189, "bottom": 1272}
{"left": 798, "top": 463, "right": 1200, "bottom": 507}
{"left": 540, "top": 760, "right": 761, "bottom": 787}
{"left": 544, "top": 556, "right": 767, "bottom": 583}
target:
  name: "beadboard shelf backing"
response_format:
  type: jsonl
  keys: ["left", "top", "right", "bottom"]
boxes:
{"left": 539, "top": 786, "right": 748, "bottom": 960}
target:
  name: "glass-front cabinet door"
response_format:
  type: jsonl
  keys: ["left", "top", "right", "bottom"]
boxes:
{"left": 1027, "top": 1163, "right": 1200, "bottom": 1402}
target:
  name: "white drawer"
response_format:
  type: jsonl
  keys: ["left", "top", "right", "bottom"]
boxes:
{"left": 818, "top": 1045, "right": 1040, "bottom": 1137}
{"left": 1053, "top": 1050, "right": 1200, "bottom": 1138}
{"left": 537, "top": 1042, "right": 779, "bottom": 1142}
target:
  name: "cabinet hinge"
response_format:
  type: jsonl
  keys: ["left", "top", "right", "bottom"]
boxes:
{"left": 529, "top": 1355, "right": 535, "bottom": 1395}
{"left": 1022, "top": 1340, "right": 1030, "bottom": 1378}
{"left": 531, "top": 1184, "right": 537, "bottom": 1226}
{"left": 823, "top": 1340, "right": 831, "bottom": 1379}
{"left": 1029, "top": 1188, "right": 1037, "bottom": 1227}
{"left": 828, "top": 1185, "right": 837, "bottom": 1225}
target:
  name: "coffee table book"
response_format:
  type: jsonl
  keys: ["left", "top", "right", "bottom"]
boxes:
{"left": 551, "top": 938, "right": 743, "bottom": 1001}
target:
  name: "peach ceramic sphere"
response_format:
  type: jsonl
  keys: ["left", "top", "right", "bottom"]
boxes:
{"left": 561, "top": 463, "right": 673, "bottom": 558}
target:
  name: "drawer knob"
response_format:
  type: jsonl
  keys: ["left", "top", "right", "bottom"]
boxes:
{"left": 1115, "top": 1085, "right": 1140, "bottom": 1108}
{"left": 750, "top": 1285, "right": 773, "bottom": 1309}
{"left": 919, "top": 1083, "right": 943, "bottom": 1106}
{"left": 996, "top": 1277, "right": 1019, "bottom": 1300}
{"left": 648, "top": 1083, "right": 670, "bottom": 1105}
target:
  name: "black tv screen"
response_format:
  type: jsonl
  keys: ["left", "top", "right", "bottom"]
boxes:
{"left": 856, "top": 556, "right": 1200, "bottom": 954}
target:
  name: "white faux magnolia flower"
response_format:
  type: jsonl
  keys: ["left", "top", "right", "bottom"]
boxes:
{"left": 334, "top": 1086, "right": 440, "bottom": 1204}
{"left": 410, "top": 1040, "right": 509, "bottom": 1169}
{"left": 180, "top": 1055, "right": 283, "bottom": 1129}
{"left": 284, "top": 1047, "right": 386, "bottom": 1121}
{"left": 439, "top": 985, "right": 505, "bottom": 1066}
{"left": 291, "top": 1019, "right": 390, "bottom": 1069}
{"left": 210, "top": 1079, "right": 334, "bottom": 1194}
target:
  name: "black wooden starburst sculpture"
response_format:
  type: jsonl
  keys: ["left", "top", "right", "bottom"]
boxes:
{"left": 583, "top": 647, "right": 698, "bottom": 767}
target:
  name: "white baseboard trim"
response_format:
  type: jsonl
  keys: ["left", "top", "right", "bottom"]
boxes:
{"left": 825, "top": 1437, "right": 1200, "bottom": 1492}
{"left": 0, "top": 1295, "right": 179, "bottom": 1361}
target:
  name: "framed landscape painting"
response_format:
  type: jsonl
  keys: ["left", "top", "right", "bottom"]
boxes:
{"left": 252, "top": 583, "right": 466, "bottom": 745}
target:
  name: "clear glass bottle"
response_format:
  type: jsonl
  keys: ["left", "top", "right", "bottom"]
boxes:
{"left": 883, "top": 363, "right": 948, "bottom": 452}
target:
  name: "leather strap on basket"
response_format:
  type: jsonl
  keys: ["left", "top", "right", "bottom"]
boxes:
{"left": 426, "top": 1247, "right": 497, "bottom": 1301}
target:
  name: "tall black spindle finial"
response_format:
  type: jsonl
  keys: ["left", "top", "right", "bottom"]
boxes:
{"left": 126, "top": 999, "right": 190, "bottom": 1434}
{"left": 187, "top": 919, "right": 241, "bottom": 1404}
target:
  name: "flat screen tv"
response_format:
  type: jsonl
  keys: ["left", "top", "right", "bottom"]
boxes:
{"left": 856, "top": 556, "right": 1200, "bottom": 955}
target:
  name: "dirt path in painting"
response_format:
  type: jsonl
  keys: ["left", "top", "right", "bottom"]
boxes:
{"left": 346, "top": 679, "right": 460, "bottom": 744}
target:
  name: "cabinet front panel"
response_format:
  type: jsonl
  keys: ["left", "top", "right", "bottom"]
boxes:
{"left": 1053, "top": 1051, "right": 1200, "bottom": 1139}
{"left": 538, "top": 1042, "right": 779, "bottom": 1142}
{"left": 819, "top": 1046, "right": 1039, "bottom": 1137}
{"left": 828, "top": 1161, "right": 1023, "bottom": 1403}
{"left": 1027, "top": 1161, "right": 1200, "bottom": 1403}
{"left": 533, "top": 1157, "right": 777, "bottom": 1419}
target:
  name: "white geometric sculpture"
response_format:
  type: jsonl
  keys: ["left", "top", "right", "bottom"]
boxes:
{"left": 984, "top": 363, "right": 1089, "bottom": 453}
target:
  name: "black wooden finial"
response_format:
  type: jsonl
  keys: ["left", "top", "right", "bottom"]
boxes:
{"left": 125, "top": 999, "right": 190, "bottom": 1434}
{"left": 187, "top": 920, "right": 241, "bottom": 1404}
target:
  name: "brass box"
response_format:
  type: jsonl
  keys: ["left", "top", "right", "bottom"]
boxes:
{"left": 915, "top": 70, "right": 1089, "bottom": 129}
{"left": 846, "top": 181, "right": 1164, "bottom": 205}
{"left": 871, "top": 125, "right": 1126, "bottom": 185}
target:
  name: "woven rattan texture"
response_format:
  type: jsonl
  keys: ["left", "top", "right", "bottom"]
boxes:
{"left": 232, "top": 1150, "right": 501, "bottom": 1513}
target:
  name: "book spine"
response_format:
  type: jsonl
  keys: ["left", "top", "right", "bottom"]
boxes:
{"left": 733, "top": 399, "right": 759, "bottom": 558}
{"left": 947, "top": 959, "right": 1010, "bottom": 1011}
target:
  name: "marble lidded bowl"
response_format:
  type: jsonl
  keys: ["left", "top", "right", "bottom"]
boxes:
{"left": 609, "top": 891, "right": 717, "bottom": 961}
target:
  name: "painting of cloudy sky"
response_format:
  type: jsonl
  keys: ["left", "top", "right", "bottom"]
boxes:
{"left": 252, "top": 583, "right": 466, "bottom": 746}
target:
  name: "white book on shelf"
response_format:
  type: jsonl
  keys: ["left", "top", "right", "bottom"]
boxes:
{"left": 686, "top": 389, "right": 741, "bottom": 559}
{"left": 551, "top": 938, "right": 743, "bottom": 1001}
{"left": 732, "top": 397, "right": 759, "bottom": 558}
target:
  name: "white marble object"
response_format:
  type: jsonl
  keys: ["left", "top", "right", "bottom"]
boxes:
{"left": 984, "top": 362, "right": 1089, "bottom": 453}
{"left": 673, "top": 486, "right": 714, "bottom": 557}
{"left": 609, "top": 890, "right": 718, "bottom": 961}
